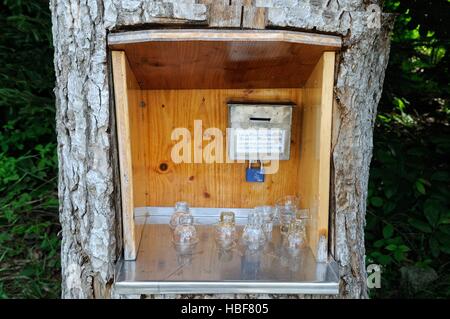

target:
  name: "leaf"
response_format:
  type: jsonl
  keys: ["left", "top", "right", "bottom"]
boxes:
{"left": 384, "top": 201, "right": 397, "bottom": 214}
{"left": 370, "top": 251, "right": 393, "bottom": 266}
{"left": 408, "top": 218, "right": 432, "bottom": 233}
{"left": 415, "top": 180, "right": 426, "bottom": 194}
{"left": 393, "top": 250, "right": 405, "bottom": 262}
{"left": 0, "top": 233, "right": 11, "bottom": 244}
{"left": 378, "top": 254, "right": 393, "bottom": 266}
{"left": 385, "top": 244, "right": 397, "bottom": 251}
{"left": 371, "top": 196, "right": 384, "bottom": 207}
{"left": 398, "top": 245, "right": 411, "bottom": 252}
{"left": 383, "top": 224, "right": 394, "bottom": 239}
{"left": 3, "top": 208, "right": 17, "bottom": 223}
{"left": 424, "top": 199, "right": 441, "bottom": 227}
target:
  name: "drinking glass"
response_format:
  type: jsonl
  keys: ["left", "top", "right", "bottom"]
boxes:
{"left": 275, "top": 195, "right": 300, "bottom": 236}
{"left": 169, "top": 201, "right": 191, "bottom": 229}
{"left": 286, "top": 217, "right": 308, "bottom": 254}
{"left": 241, "top": 211, "right": 266, "bottom": 250}
{"left": 172, "top": 215, "right": 198, "bottom": 247}
{"left": 254, "top": 206, "right": 275, "bottom": 240}
{"left": 215, "top": 211, "right": 236, "bottom": 249}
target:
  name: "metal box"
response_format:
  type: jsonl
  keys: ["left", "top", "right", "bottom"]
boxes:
{"left": 228, "top": 103, "right": 294, "bottom": 161}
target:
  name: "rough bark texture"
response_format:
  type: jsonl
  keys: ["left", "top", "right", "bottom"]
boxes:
{"left": 51, "top": 0, "right": 393, "bottom": 299}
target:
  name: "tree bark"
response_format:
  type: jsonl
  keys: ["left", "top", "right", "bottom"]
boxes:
{"left": 51, "top": 0, "right": 393, "bottom": 299}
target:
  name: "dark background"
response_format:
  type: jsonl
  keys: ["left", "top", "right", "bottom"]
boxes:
{"left": 0, "top": 0, "right": 448, "bottom": 298}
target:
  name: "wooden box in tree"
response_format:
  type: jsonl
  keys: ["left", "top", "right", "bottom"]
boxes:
{"left": 109, "top": 29, "right": 341, "bottom": 295}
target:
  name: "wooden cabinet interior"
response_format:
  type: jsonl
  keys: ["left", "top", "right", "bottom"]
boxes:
{"left": 110, "top": 30, "right": 338, "bottom": 261}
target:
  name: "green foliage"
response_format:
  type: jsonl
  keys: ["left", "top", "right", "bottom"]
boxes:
{"left": 366, "top": 0, "right": 450, "bottom": 298}
{"left": 0, "top": 0, "right": 60, "bottom": 298}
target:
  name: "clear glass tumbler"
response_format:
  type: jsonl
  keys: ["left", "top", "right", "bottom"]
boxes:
{"left": 254, "top": 206, "right": 275, "bottom": 240}
{"left": 241, "top": 211, "right": 266, "bottom": 250}
{"left": 286, "top": 217, "right": 308, "bottom": 254}
{"left": 169, "top": 201, "right": 191, "bottom": 230}
{"left": 215, "top": 211, "right": 236, "bottom": 249}
{"left": 275, "top": 195, "right": 300, "bottom": 236}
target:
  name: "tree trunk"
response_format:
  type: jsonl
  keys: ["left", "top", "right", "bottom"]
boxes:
{"left": 51, "top": 0, "right": 393, "bottom": 299}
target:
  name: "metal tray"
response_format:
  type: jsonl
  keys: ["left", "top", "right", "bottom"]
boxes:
{"left": 114, "top": 207, "right": 339, "bottom": 295}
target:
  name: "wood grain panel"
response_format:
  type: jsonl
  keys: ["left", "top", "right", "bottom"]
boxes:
{"left": 111, "top": 40, "right": 339, "bottom": 90}
{"left": 301, "top": 52, "right": 335, "bottom": 261}
{"left": 129, "top": 88, "right": 303, "bottom": 208}
{"left": 112, "top": 51, "right": 141, "bottom": 260}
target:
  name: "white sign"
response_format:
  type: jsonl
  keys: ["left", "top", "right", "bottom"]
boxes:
{"left": 234, "top": 128, "right": 285, "bottom": 157}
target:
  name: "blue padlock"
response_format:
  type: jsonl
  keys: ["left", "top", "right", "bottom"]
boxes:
{"left": 246, "top": 161, "right": 265, "bottom": 183}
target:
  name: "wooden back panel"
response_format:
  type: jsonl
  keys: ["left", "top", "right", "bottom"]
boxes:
{"left": 129, "top": 88, "right": 303, "bottom": 208}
